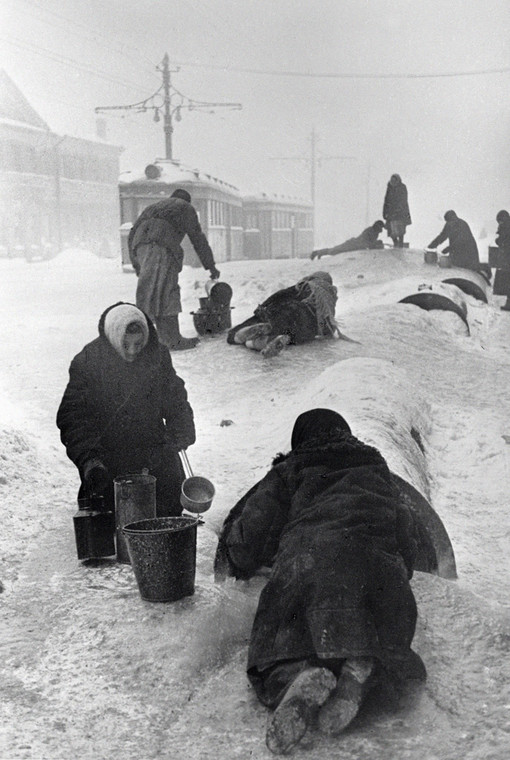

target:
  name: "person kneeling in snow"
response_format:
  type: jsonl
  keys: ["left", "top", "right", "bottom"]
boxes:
{"left": 227, "top": 271, "right": 341, "bottom": 358}
{"left": 57, "top": 302, "right": 196, "bottom": 519}
{"left": 214, "top": 409, "right": 426, "bottom": 755}
{"left": 310, "top": 220, "right": 385, "bottom": 260}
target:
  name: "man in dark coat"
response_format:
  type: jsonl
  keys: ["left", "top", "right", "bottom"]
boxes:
{"left": 427, "top": 210, "right": 481, "bottom": 272}
{"left": 57, "top": 302, "right": 196, "bottom": 523}
{"left": 128, "top": 188, "right": 220, "bottom": 351}
{"left": 493, "top": 209, "right": 510, "bottom": 310}
{"left": 215, "top": 409, "right": 425, "bottom": 755}
{"left": 382, "top": 174, "right": 412, "bottom": 248}
{"left": 310, "top": 220, "right": 385, "bottom": 259}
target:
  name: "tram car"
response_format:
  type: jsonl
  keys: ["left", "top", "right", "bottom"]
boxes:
{"left": 119, "top": 160, "right": 243, "bottom": 268}
{"left": 119, "top": 160, "right": 314, "bottom": 268}
{"left": 242, "top": 192, "right": 313, "bottom": 259}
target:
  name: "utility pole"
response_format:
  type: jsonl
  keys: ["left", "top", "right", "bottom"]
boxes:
{"left": 162, "top": 53, "right": 177, "bottom": 160}
{"left": 271, "top": 128, "right": 356, "bottom": 242}
{"left": 95, "top": 54, "right": 242, "bottom": 161}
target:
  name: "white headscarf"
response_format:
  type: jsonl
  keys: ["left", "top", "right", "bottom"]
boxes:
{"left": 103, "top": 304, "right": 149, "bottom": 360}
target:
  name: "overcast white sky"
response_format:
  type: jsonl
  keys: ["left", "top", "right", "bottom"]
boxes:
{"left": 1, "top": 0, "right": 509, "bottom": 244}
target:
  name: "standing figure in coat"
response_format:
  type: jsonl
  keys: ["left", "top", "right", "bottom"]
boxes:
{"left": 57, "top": 303, "right": 196, "bottom": 524}
{"left": 310, "top": 220, "right": 385, "bottom": 260}
{"left": 215, "top": 409, "right": 426, "bottom": 755}
{"left": 493, "top": 209, "right": 510, "bottom": 310}
{"left": 382, "top": 174, "right": 412, "bottom": 248}
{"left": 128, "top": 188, "right": 220, "bottom": 351}
{"left": 427, "top": 210, "right": 481, "bottom": 272}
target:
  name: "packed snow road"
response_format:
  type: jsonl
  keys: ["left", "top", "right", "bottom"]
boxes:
{"left": 0, "top": 248, "right": 509, "bottom": 759}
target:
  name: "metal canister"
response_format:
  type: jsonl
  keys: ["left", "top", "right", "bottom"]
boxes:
{"left": 114, "top": 472, "right": 157, "bottom": 563}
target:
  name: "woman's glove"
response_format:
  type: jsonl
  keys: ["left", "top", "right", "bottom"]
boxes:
{"left": 83, "top": 458, "right": 109, "bottom": 495}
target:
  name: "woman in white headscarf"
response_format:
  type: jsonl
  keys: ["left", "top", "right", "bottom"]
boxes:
{"left": 57, "top": 302, "right": 196, "bottom": 519}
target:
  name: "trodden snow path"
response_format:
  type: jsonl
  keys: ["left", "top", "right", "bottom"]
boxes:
{"left": 0, "top": 249, "right": 509, "bottom": 759}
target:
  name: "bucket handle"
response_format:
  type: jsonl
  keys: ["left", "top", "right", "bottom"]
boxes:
{"left": 179, "top": 450, "right": 194, "bottom": 479}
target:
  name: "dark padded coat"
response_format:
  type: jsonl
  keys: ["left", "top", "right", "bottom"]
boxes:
{"left": 215, "top": 432, "right": 425, "bottom": 686}
{"left": 429, "top": 216, "right": 480, "bottom": 271}
{"left": 227, "top": 281, "right": 336, "bottom": 346}
{"left": 56, "top": 304, "right": 196, "bottom": 514}
{"left": 383, "top": 181, "right": 412, "bottom": 225}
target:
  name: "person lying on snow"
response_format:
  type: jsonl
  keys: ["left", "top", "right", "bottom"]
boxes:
{"left": 310, "top": 220, "right": 385, "bottom": 260}
{"left": 227, "top": 271, "right": 342, "bottom": 358}
{"left": 57, "top": 303, "right": 196, "bottom": 521}
{"left": 214, "top": 409, "right": 426, "bottom": 755}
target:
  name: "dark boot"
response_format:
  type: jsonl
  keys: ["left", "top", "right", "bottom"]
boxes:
{"left": 156, "top": 316, "right": 199, "bottom": 351}
{"left": 501, "top": 298, "right": 510, "bottom": 312}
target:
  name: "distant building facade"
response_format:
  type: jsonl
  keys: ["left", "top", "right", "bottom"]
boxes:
{"left": 0, "top": 70, "right": 122, "bottom": 259}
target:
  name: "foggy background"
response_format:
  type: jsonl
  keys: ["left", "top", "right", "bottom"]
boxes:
{"left": 1, "top": 0, "right": 509, "bottom": 247}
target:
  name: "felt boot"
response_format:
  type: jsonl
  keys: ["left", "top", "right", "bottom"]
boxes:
{"left": 156, "top": 316, "right": 199, "bottom": 351}
{"left": 266, "top": 667, "right": 337, "bottom": 755}
{"left": 318, "top": 657, "right": 375, "bottom": 736}
{"left": 234, "top": 322, "right": 272, "bottom": 344}
{"left": 261, "top": 334, "right": 291, "bottom": 358}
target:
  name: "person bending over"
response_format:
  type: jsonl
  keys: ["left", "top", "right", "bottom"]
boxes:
{"left": 57, "top": 302, "right": 196, "bottom": 522}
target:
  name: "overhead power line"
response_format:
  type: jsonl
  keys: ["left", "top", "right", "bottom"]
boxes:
{"left": 1, "top": 34, "right": 154, "bottom": 93}
{"left": 95, "top": 53, "right": 242, "bottom": 160}
{"left": 168, "top": 58, "right": 510, "bottom": 80}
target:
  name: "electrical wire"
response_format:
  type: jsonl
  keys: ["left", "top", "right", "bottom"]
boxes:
{"left": 15, "top": 0, "right": 161, "bottom": 79}
{"left": 167, "top": 58, "right": 510, "bottom": 80}
{"left": 0, "top": 34, "right": 154, "bottom": 93}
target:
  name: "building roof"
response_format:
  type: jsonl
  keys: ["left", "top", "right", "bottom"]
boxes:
{"left": 0, "top": 70, "right": 49, "bottom": 131}
{"left": 119, "top": 159, "right": 240, "bottom": 194}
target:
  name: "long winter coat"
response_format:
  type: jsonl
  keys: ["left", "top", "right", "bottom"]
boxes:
{"left": 383, "top": 181, "right": 412, "bottom": 226}
{"left": 496, "top": 216, "right": 510, "bottom": 251}
{"left": 215, "top": 433, "right": 425, "bottom": 685}
{"left": 429, "top": 217, "right": 480, "bottom": 271}
{"left": 128, "top": 198, "right": 215, "bottom": 318}
{"left": 56, "top": 305, "right": 196, "bottom": 514}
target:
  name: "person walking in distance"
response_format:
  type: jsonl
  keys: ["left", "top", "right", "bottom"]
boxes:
{"left": 128, "top": 188, "right": 220, "bottom": 350}
{"left": 382, "top": 174, "right": 412, "bottom": 248}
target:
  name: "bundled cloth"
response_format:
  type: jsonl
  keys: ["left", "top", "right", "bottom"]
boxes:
{"left": 295, "top": 271, "right": 339, "bottom": 337}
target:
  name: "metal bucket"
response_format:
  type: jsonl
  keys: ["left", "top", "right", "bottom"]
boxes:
{"left": 179, "top": 451, "right": 215, "bottom": 513}
{"left": 114, "top": 473, "right": 156, "bottom": 564}
{"left": 438, "top": 255, "right": 451, "bottom": 268}
{"left": 205, "top": 280, "right": 233, "bottom": 307}
{"left": 122, "top": 516, "right": 199, "bottom": 602}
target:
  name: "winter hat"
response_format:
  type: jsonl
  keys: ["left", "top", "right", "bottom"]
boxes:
{"left": 171, "top": 188, "right": 192, "bottom": 203}
{"left": 291, "top": 408, "right": 351, "bottom": 449}
{"left": 444, "top": 210, "right": 457, "bottom": 222}
{"left": 104, "top": 304, "right": 149, "bottom": 360}
{"left": 373, "top": 220, "right": 385, "bottom": 231}
{"left": 496, "top": 210, "right": 510, "bottom": 223}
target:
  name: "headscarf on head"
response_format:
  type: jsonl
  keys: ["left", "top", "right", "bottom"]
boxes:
{"left": 444, "top": 210, "right": 457, "bottom": 222}
{"left": 171, "top": 188, "right": 191, "bottom": 203}
{"left": 296, "top": 271, "right": 338, "bottom": 336}
{"left": 390, "top": 174, "right": 401, "bottom": 185}
{"left": 496, "top": 210, "right": 510, "bottom": 223}
{"left": 291, "top": 408, "right": 351, "bottom": 449}
{"left": 103, "top": 303, "right": 149, "bottom": 361}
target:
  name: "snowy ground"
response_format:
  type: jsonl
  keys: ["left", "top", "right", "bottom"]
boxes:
{"left": 1, "top": 247, "right": 510, "bottom": 759}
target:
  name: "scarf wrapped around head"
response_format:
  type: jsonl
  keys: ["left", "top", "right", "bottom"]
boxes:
{"left": 291, "top": 408, "right": 351, "bottom": 449}
{"left": 103, "top": 303, "right": 149, "bottom": 360}
{"left": 296, "top": 271, "right": 339, "bottom": 336}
